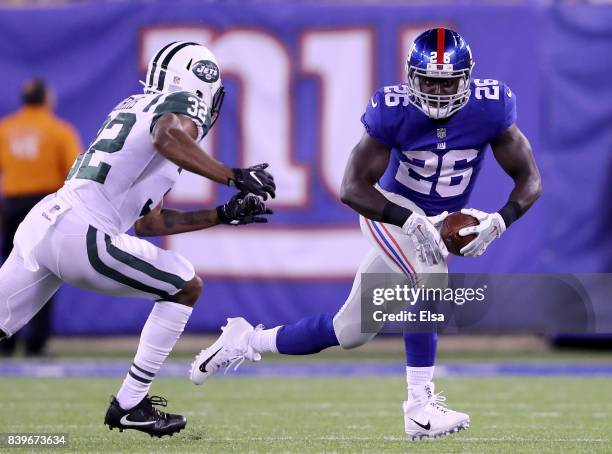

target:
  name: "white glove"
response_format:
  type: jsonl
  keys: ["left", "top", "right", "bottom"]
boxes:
{"left": 427, "top": 210, "right": 449, "bottom": 231}
{"left": 402, "top": 212, "right": 448, "bottom": 266}
{"left": 458, "top": 208, "right": 506, "bottom": 257}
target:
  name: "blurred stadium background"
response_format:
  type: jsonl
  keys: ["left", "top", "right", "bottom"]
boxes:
{"left": 1, "top": 0, "right": 612, "bottom": 452}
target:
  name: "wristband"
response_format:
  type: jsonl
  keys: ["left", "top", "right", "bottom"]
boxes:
{"left": 498, "top": 200, "right": 522, "bottom": 228}
{"left": 381, "top": 201, "right": 412, "bottom": 227}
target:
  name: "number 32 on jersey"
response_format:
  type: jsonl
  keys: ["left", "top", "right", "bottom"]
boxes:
{"left": 67, "top": 112, "right": 136, "bottom": 184}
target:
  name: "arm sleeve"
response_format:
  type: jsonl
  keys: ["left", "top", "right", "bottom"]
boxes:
{"left": 151, "top": 91, "right": 212, "bottom": 141}
{"left": 360, "top": 90, "right": 396, "bottom": 149}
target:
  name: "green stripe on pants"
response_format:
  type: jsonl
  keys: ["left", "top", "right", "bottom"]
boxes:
{"left": 85, "top": 226, "right": 173, "bottom": 300}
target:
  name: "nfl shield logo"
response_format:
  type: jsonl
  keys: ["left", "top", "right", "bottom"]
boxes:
{"left": 173, "top": 76, "right": 181, "bottom": 84}
{"left": 437, "top": 128, "right": 446, "bottom": 139}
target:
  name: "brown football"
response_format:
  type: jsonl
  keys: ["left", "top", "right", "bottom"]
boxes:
{"left": 440, "top": 212, "right": 479, "bottom": 256}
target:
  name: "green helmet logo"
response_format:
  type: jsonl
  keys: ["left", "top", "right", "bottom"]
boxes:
{"left": 192, "top": 60, "right": 219, "bottom": 83}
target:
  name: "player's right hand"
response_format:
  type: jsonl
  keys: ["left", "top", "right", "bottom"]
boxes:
{"left": 402, "top": 212, "right": 448, "bottom": 266}
{"left": 230, "top": 163, "right": 276, "bottom": 200}
{"left": 457, "top": 208, "right": 506, "bottom": 257}
{"left": 217, "top": 192, "right": 273, "bottom": 225}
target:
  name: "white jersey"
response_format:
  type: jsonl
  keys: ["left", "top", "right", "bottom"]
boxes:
{"left": 60, "top": 91, "right": 211, "bottom": 235}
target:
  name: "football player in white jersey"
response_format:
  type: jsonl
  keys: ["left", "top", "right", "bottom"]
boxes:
{"left": 0, "top": 41, "right": 275, "bottom": 437}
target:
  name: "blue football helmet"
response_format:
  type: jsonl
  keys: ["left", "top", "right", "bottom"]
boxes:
{"left": 405, "top": 28, "right": 474, "bottom": 119}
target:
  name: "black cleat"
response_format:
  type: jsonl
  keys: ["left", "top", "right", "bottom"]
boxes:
{"left": 104, "top": 395, "right": 186, "bottom": 437}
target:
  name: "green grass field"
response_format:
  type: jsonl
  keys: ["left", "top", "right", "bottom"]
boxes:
{"left": 1, "top": 375, "right": 610, "bottom": 453}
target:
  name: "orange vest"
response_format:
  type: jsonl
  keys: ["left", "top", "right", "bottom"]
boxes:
{"left": 0, "top": 106, "right": 81, "bottom": 197}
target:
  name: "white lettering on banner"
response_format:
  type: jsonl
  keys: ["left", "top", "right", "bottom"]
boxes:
{"left": 301, "top": 29, "right": 374, "bottom": 197}
{"left": 166, "top": 228, "right": 368, "bottom": 278}
{"left": 214, "top": 30, "right": 307, "bottom": 207}
{"left": 140, "top": 26, "right": 439, "bottom": 278}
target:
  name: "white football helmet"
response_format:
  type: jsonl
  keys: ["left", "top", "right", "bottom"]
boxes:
{"left": 142, "top": 41, "right": 225, "bottom": 126}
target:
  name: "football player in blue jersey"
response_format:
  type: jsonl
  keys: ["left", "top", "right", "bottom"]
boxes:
{"left": 190, "top": 28, "right": 542, "bottom": 440}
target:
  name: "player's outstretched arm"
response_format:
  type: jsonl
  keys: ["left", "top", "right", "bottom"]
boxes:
{"left": 152, "top": 113, "right": 276, "bottom": 199}
{"left": 134, "top": 193, "right": 273, "bottom": 237}
{"left": 134, "top": 202, "right": 218, "bottom": 237}
{"left": 152, "top": 113, "right": 234, "bottom": 184}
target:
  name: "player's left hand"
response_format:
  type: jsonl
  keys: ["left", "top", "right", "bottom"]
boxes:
{"left": 458, "top": 208, "right": 506, "bottom": 256}
{"left": 217, "top": 192, "right": 273, "bottom": 225}
{"left": 427, "top": 211, "right": 449, "bottom": 231}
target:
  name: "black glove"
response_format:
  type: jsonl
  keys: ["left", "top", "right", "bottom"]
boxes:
{"left": 230, "top": 163, "right": 276, "bottom": 200}
{"left": 217, "top": 192, "right": 273, "bottom": 225}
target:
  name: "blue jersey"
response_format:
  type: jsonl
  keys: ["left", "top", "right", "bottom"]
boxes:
{"left": 361, "top": 79, "right": 516, "bottom": 216}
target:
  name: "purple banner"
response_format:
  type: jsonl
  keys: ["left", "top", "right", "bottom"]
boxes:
{"left": 0, "top": 1, "right": 610, "bottom": 334}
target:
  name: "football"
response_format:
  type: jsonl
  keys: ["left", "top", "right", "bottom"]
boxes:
{"left": 440, "top": 212, "right": 479, "bottom": 256}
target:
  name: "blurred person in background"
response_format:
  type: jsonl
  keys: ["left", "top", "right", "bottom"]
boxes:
{"left": 0, "top": 79, "right": 81, "bottom": 356}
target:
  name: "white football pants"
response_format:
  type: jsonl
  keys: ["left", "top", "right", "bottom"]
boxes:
{"left": 0, "top": 196, "right": 194, "bottom": 338}
{"left": 332, "top": 189, "right": 448, "bottom": 348}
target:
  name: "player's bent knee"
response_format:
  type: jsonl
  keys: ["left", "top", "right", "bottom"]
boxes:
{"left": 173, "top": 275, "right": 202, "bottom": 307}
{"left": 338, "top": 336, "right": 368, "bottom": 350}
{"left": 336, "top": 329, "right": 374, "bottom": 350}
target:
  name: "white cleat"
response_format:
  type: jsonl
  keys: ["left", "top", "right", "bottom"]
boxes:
{"left": 189, "top": 317, "right": 261, "bottom": 385}
{"left": 403, "top": 382, "right": 470, "bottom": 441}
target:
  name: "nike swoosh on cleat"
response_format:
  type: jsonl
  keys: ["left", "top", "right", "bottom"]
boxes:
{"left": 199, "top": 347, "right": 223, "bottom": 373}
{"left": 119, "top": 415, "right": 156, "bottom": 427}
{"left": 408, "top": 418, "right": 431, "bottom": 430}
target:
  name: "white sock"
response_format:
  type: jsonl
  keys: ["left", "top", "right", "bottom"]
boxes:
{"left": 116, "top": 301, "right": 192, "bottom": 410}
{"left": 249, "top": 326, "right": 281, "bottom": 353}
{"left": 406, "top": 366, "right": 435, "bottom": 398}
